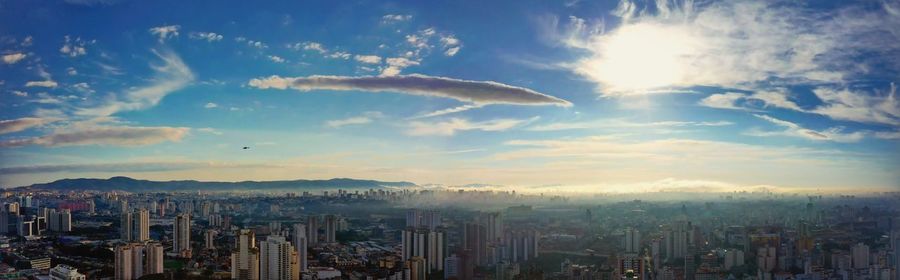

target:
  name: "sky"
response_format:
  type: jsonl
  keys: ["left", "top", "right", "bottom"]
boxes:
{"left": 0, "top": 0, "right": 898, "bottom": 192}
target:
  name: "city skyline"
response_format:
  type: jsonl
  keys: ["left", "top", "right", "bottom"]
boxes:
{"left": 1, "top": 0, "right": 899, "bottom": 192}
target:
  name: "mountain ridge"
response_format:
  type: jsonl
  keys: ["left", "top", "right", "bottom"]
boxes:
{"left": 18, "top": 176, "right": 417, "bottom": 192}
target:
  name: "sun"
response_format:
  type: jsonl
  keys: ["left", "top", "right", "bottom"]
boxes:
{"left": 575, "top": 22, "right": 697, "bottom": 94}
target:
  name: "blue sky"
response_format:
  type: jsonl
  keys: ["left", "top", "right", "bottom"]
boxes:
{"left": 0, "top": 0, "right": 898, "bottom": 192}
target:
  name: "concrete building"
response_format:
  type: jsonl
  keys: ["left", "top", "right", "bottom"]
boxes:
{"left": 307, "top": 215, "right": 318, "bottom": 247}
{"left": 625, "top": 228, "right": 641, "bottom": 253}
{"left": 231, "top": 229, "right": 260, "bottom": 280}
{"left": 292, "top": 224, "right": 307, "bottom": 273}
{"left": 260, "top": 235, "right": 297, "bottom": 280}
{"left": 132, "top": 209, "right": 149, "bottom": 242}
{"left": 324, "top": 214, "right": 336, "bottom": 244}
{"left": 48, "top": 209, "right": 72, "bottom": 232}
{"left": 174, "top": 213, "right": 191, "bottom": 258}
{"left": 49, "top": 264, "right": 86, "bottom": 280}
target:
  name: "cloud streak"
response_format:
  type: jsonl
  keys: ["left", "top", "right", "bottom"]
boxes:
{"left": 0, "top": 118, "right": 55, "bottom": 135}
{"left": 407, "top": 117, "right": 538, "bottom": 136}
{"left": 0, "top": 125, "right": 189, "bottom": 148}
{"left": 247, "top": 74, "right": 571, "bottom": 107}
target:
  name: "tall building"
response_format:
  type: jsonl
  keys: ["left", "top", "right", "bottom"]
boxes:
{"left": 406, "top": 256, "right": 427, "bottom": 280}
{"left": 174, "top": 214, "right": 191, "bottom": 258}
{"left": 625, "top": 228, "right": 641, "bottom": 253}
{"left": 133, "top": 209, "right": 149, "bottom": 241}
{"left": 231, "top": 229, "right": 260, "bottom": 280}
{"left": 851, "top": 242, "right": 869, "bottom": 269}
{"left": 120, "top": 211, "right": 132, "bottom": 241}
{"left": 205, "top": 229, "right": 217, "bottom": 250}
{"left": 115, "top": 244, "right": 133, "bottom": 280}
{"left": 307, "top": 215, "right": 318, "bottom": 247}
{"left": 49, "top": 264, "right": 86, "bottom": 280}
{"left": 292, "top": 224, "right": 308, "bottom": 273}
{"left": 723, "top": 249, "right": 744, "bottom": 270}
{"left": 260, "top": 235, "right": 297, "bottom": 280}
{"left": 402, "top": 227, "right": 447, "bottom": 273}
{"left": 617, "top": 253, "right": 645, "bottom": 279}
{"left": 48, "top": 209, "right": 72, "bottom": 232}
{"left": 464, "top": 223, "right": 488, "bottom": 266}
{"left": 146, "top": 242, "right": 164, "bottom": 275}
{"left": 324, "top": 214, "right": 336, "bottom": 243}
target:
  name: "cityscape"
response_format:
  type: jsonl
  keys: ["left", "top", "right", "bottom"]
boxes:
{"left": 1, "top": 0, "right": 899, "bottom": 279}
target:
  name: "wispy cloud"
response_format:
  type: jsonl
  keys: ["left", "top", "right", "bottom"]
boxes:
{"left": 407, "top": 117, "right": 538, "bottom": 136}
{"left": 0, "top": 117, "right": 56, "bottom": 135}
{"left": 326, "top": 111, "right": 384, "bottom": 128}
{"left": 527, "top": 119, "right": 733, "bottom": 131}
{"left": 148, "top": 25, "right": 180, "bottom": 41}
{"left": 247, "top": 74, "right": 571, "bottom": 108}
{"left": 188, "top": 32, "right": 223, "bottom": 42}
{"left": 748, "top": 114, "right": 865, "bottom": 143}
{"left": 701, "top": 84, "right": 900, "bottom": 126}
{"left": 552, "top": 0, "right": 900, "bottom": 94}
{"left": 76, "top": 49, "right": 194, "bottom": 116}
{"left": 59, "top": 35, "right": 90, "bottom": 57}
{"left": 382, "top": 14, "right": 413, "bottom": 24}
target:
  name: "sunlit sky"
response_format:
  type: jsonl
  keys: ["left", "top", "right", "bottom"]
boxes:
{"left": 1, "top": 0, "right": 898, "bottom": 192}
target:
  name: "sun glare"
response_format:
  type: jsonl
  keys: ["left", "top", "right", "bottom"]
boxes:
{"left": 578, "top": 23, "right": 697, "bottom": 94}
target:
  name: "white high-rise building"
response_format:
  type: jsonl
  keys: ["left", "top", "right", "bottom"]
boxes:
{"left": 174, "top": 214, "right": 191, "bottom": 257}
{"left": 402, "top": 227, "right": 447, "bottom": 273}
{"left": 292, "top": 224, "right": 308, "bottom": 273}
{"left": 260, "top": 235, "right": 297, "bottom": 280}
{"left": 231, "top": 229, "right": 260, "bottom": 280}
{"left": 625, "top": 228, "right": 641, "bottom": 253}
{"left": 115, "top": 244, "right": 133, "bottom": 280}
{"left": 133, "top": 209, "right": 149, "bottom": 242}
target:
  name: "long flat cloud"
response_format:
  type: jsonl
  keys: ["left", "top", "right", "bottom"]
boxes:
{"left": 248, "top": 74, "right": 571, "bottom": 107}
{"left": 0, "top": 125, "right": 189, "bottom": 147}
{"left": 0, "top": 161, "right": 276, "bottom": 175}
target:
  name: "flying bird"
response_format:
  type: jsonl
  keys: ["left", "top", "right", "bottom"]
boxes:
{"left": 242, "top": 146, "right": 250, "bottom": 150}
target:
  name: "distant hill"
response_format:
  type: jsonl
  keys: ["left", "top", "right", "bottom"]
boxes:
{"left": 21, "top": 176, "right": 417, "bottom": 192}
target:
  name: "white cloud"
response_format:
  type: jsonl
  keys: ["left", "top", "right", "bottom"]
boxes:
{"left": 381, "top": 57, "right": 419, "bottom": 76}
{"left": 698, "top": 92, "right": 748, "bottom": 110}
{"left": 76, "top": 49, "right": 194, "bottom": 116}
{"left": 326, "top": 111, "right": 384, "bottom": 128}
{"left": 204, "top": 102, "right": 218, "bottom": 109}
{"left": 874, "top": 130, "right": 900, "bottom": 139}
{"left": 59, "top": 36, "right": 89, "bottom": 57}
{"left": 25, "top": 80, "right": 58, "bottom": 88}
{"left": 148, "top": 25, "right": 180, "bottom": 41}
{"left": 288, "top": 41, "right": 325, "bottom": 53}
{"left": 247, "top": 74, "right": 571, "bottom": 107}
{"left": 748, "top": 114, "right": 865, "bottom": 143}
{"left": 189, "top": 32, "right": 223, "bottom": 42}
{"left": 2, "top": 53, "right": 26, "bottom": 64}
{"left": 382, "top": 14, "right": 412, "bottom": 23}
{"left": 71, "top": 82, "right": 94, "bottom": 94}
{"left": 354, "top": 55, "right": 382, "bottom": 64}
{"left": 407, "top": 117, "right": 537, "bottom": 136}
{"left": 268, "top": 55, "right": 286, "bottom": 63}
{"left": 444, "top": 46, "right": 460, "bottom": 57}
{"left": 66, "top": 67, "right": 78, "bottom": 75}
{"left": 328, "top": 52, "right": 351, "bottom": 59}
{"left": 11, "top": 91, "right": 28, "bottom": 97}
